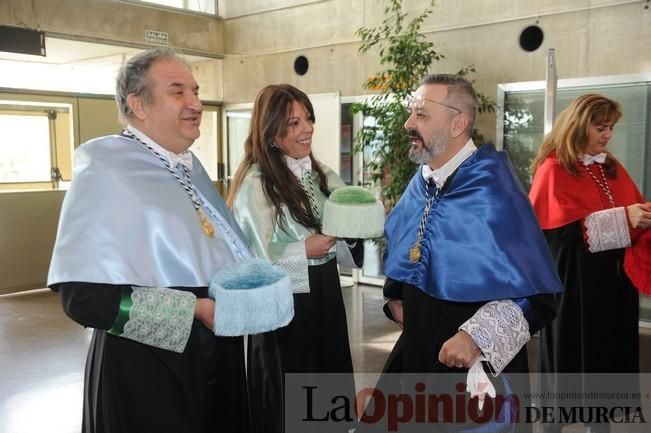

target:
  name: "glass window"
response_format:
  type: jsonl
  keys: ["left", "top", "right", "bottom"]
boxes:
{"left": 226, "top": 110, "right": 251, "bottom": 180}
{"left": 340, "top": 103, "right": 354, "bottom": 185}
{"left": 358, "top": 115, "right": 385, "bottom": 283}
{"left": 0, "top": 113, "right": 51, "bottom": 183}
{"left": 0, "top": 101, "right": 74, "bottom": 191}
{"left": 501, "top": 78, "right": 651, "bottom": 321}
{"left": 192, "top": 108, "right": 220, "bottom": 180}
{"left": 503, "top": 83, "right": 649, "bottom": 194}
{"left": 0, "top": 57, "right": 122, "bottom": 95}
{"left": 121, "top": 0, "right": 216, "bottom": 15}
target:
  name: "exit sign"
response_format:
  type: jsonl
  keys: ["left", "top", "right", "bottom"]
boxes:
{"left": 145, "top": 30, "right": 168, "bottom": 46}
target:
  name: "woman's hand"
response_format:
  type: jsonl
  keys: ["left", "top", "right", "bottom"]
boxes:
{"left": 305, "top": 234, "right": 336, "bottom": 258}
{"left": 627, "top": 203, "right": 651, "bottom": 229}
{"left": 195, "top": 298, "right": 215, "bottom": 330}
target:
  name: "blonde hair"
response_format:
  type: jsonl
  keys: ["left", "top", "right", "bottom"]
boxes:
{"left": 531, "top": 94, "right": 622, "bottom": 176}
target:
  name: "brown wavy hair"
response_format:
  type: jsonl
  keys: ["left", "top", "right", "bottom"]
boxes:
{"left": 531, "top": 93, "right": 622, "bottom": 177}
{"left": 227, "top": 84, "right": 329, "bottom": 231}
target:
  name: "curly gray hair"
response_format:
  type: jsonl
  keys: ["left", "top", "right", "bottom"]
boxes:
{"left": 115, "top": 47, "right": 190, "bottom": 124}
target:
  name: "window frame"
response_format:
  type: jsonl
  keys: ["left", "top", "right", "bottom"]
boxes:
{"left": 113, "top": 0, "right": 218, "bottom": 17}
{"left": 0, "top": 100, "right": 74, "bottom": 191}
{"left": 497, "top": 72, "right": 651, "bottom": 325}
{"left": 496, "top": 72, "right": 651, "bottom": 150}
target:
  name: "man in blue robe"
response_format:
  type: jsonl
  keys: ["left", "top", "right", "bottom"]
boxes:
{"left": 372, "top": 74, "right": 563, "bottom": 432}
{"left": 48, "top": 48, "right": 251, "bottom": 433}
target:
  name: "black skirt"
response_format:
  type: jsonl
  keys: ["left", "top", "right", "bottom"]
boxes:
{"left": 247, "top": 258, "right": 355, "bottom": 433}
{"left": 540, "top": 221, "right": 639, "bottom": 375}
{"left": 539, "top": 222, "right": 639, "bottom": 430}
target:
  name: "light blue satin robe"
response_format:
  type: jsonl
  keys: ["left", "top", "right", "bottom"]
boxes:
{"left": 48, "top": 134, "right": 250, "bottom": 288}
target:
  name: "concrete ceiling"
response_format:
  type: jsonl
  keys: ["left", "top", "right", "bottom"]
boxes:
{"left": 0, "top": 37, "right": 209, "bottom": 66}
{"left": 0, "top": 37, "right": 216, "bottom": 95}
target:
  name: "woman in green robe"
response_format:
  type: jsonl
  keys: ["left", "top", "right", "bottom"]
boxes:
{"left": 228, "top": 84, "right": 361, "bottom": 433}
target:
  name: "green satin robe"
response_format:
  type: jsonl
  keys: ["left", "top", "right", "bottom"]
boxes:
{"left": 232, "top": 162, "right": 345, "bottom": 267}
{"left": 231, "top": 162, "right": 356, "bottom": 433}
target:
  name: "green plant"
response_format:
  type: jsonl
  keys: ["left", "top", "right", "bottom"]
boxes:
{"left": 352, "top": 0, "right": 495, "bottom": 208}
{"left": 503, "top": 95, "right": 536, "bottom": 191}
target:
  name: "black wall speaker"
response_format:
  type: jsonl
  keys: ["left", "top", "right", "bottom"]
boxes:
{"left": 294, "top": 55, "right": 309, "bottom": 76}
{"left": 519, "top": 25, "right": 544, "bottom": 52}
{"left": 0, "top": 26, "right": 46, "bottom": 56}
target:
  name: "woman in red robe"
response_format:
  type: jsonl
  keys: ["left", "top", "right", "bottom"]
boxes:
{"left": 529, "top": 94, "right": 651, "bottom": 433}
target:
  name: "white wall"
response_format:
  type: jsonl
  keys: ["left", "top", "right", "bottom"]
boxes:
{"left": 221, "top": 0, "right": 651, "bottom": 142}
{"left": 224, "top": 92, "right": 342, "bottom": 175}
{"left": 309, "top": 92, "right": 341, "bottom": 174}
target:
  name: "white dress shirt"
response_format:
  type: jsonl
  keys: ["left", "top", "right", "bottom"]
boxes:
{"left": 421, "top": 138, "right": 477, "bottom": 189}
{"left": 127, "top": 125, "right": 193, "bottom": 170}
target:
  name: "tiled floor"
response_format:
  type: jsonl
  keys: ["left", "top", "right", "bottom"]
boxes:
{"left": 0, "top": 289, "right": 89, "bottom": 433}
{"left": 1, "top": 285, "right": 650, "bottom": 433}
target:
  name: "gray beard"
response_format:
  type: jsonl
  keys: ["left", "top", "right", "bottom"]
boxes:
{"left": 409, "top": 129, "right": 449, "bottom": 164}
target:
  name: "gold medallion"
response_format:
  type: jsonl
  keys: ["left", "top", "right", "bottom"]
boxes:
{"left": 409, "top": 243, "right": 421, "bottom": 263}
{"left": 198, "top": 208, "right": 215, "bottom": 238}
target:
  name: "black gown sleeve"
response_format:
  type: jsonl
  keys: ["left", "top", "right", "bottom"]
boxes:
{"left": 51, "top": 282, "right": 125, "bottom": 330}
{"left": 515, "top": 293, "right": 558, "bottom": 336}
{"left": 543, "top": 220, "right": 585, "bottom": 248}
{"left": 382, "top": 277, "right": 404, "bottom": 322}
{"left": 344, "top": 238, "right": 364, "bottom": 268}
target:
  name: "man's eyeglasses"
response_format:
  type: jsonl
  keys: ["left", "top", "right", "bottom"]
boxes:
{"left": 407, "top": 95, "right": 462, "bottom": 114}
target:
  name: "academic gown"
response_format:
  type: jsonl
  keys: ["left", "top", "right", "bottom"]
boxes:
{"left": 232, "top": 163, "right": 359, "bottom": 433}
{"left": 538, "top": 223, "right": 639, "bottom": 374}
{"left": 47, "top": 134, "right": 251, "bottom": 433}
{"left": 529, "top": 154, "right": 645, "bottom": 430}
{"left": 365, "top": 145, "right": 563, "bottom": 433}
{"left": 53, "top": 283, "right": 248, "bottom": 433}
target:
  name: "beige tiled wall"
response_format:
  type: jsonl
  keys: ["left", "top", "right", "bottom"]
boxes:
{"left": 221, "top": 0, "right": 651, "bottom": 143}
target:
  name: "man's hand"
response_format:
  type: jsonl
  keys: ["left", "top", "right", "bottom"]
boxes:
{"left": 387, "top": 300, "right": 404, "bottom": 329}
{"left": 438, "top": 330, "right": 481, "bottom": 369}
{"left": 195, "top": 298, "right": 215, "bottom": 331}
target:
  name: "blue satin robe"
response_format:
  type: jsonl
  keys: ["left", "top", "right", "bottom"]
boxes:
{"left": 384, "top": 144, "right": 563, "bottom": 304}
{"left": 376, "top": 145, "right": 562, "bottom": 433}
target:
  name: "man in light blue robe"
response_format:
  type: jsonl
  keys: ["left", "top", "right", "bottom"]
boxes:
{"left": 47, "top": 48, "right": 251, "bottom": 433}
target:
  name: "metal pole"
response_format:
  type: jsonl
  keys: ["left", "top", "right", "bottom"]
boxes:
{"left": 544, "top": 48, "right": 557, "bottom": 135}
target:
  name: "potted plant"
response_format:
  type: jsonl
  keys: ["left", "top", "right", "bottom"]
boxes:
{"left": 352, "top": 0, "right": 495, "bottom": 208}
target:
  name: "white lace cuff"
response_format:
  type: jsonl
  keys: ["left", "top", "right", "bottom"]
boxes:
{"left": 335, "top": 240, "right": 360, "bottom": 269}
{"left": 276, "top": 240, "right": 310, "bottom": 293}
{"left": 584, "top": 207, "right": 631, "bottom": 253}
{"left": 118, "top": 287, "right": 196, "bottom": 353}
{"left": 459, "top": 300, "right": 530, "bottom": 376}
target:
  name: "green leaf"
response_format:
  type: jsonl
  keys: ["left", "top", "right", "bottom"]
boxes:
{"left": 354, "top": 0, "right": 495, "bottom": 209}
